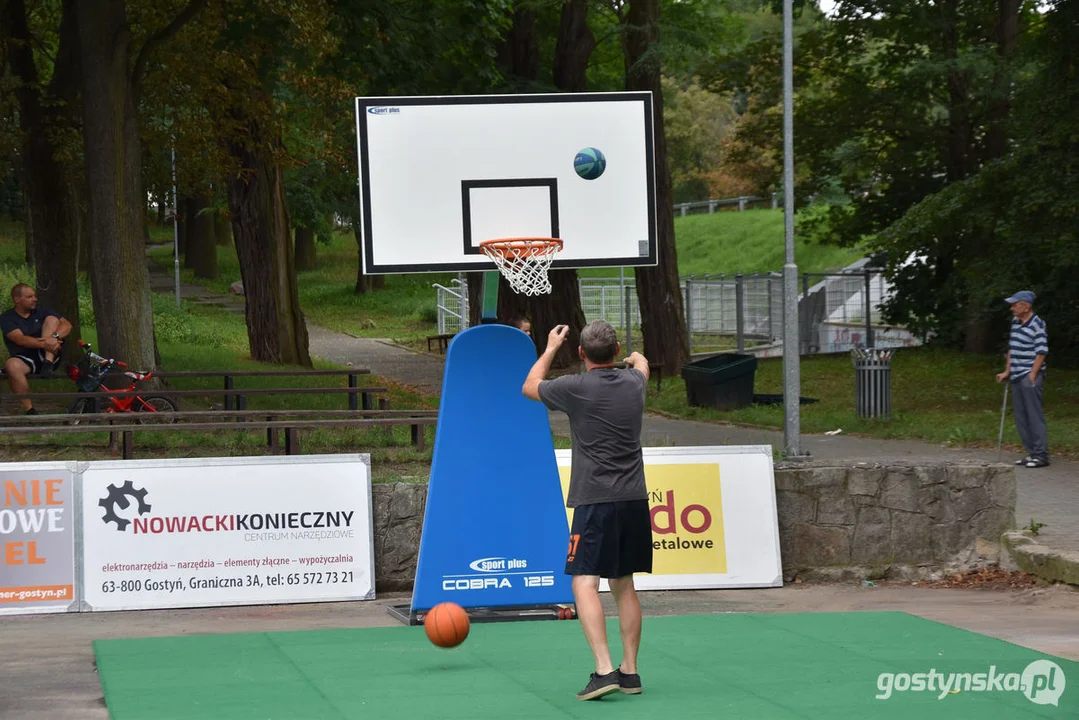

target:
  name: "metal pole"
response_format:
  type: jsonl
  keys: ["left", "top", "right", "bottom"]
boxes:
{"left": 172, "top": 147, "right": 181, "bottom": 308}
{"left": 735, "top": 274, "right": 745, "bottom": 352}
{"left": 624, "top": 284, "right": 632, "bottom": 356}
{"left": 685, "top": 279, "right": 693, "bottom": 355}
{"left": 781, "top": 0, "right": 802, "bottom": 458}
{"left": 864, "top": 269, "right": 874, "bottom": 349}
{"left": 620, "top": 268, "right": 627, "bottom": 345}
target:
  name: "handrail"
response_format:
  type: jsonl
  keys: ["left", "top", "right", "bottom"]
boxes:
{"left": 0, "top": 415, "right": 440, "bottom": 457}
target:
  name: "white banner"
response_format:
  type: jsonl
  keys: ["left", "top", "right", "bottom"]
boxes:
{"left": 81, "top": 455, "right": 375, "bottom": 611}
{"left": 556, "top": 445, "right": 782, "bottom": 590}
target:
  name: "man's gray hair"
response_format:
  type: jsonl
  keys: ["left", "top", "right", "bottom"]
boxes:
{"left": 580, "top": 320, "right": 619, "bottom": 363}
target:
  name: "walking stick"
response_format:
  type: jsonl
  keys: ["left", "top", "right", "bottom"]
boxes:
{"left": 996, "top": 381, "right": 1009, "bottom": 461}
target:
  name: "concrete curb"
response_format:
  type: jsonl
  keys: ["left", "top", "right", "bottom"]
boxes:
{"left": 1002, "top": 531, "right": 1079, "bottom": 586}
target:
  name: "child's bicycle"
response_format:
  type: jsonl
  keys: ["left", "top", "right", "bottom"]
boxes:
{"left": 66, "top": 340, "right": 178, "bottom": 424}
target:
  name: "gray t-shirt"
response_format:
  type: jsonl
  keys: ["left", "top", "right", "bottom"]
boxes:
{"left": 538, "top": 368, "right": 648, "bottom": 508}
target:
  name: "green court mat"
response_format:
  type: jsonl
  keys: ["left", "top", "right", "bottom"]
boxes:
{"left": 92, "top": 611, "right": 1075, "bottom": 719}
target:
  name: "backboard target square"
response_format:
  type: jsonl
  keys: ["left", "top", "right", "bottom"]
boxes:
{"left": 354, "top": 92, "right": 657, "bottom": 274}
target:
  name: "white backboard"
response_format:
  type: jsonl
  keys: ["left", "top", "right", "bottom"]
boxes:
{"left": 354, "top": 92, "right": 657, "bottom": 274}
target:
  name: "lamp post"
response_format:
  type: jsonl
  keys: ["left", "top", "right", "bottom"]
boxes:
{"left": 781, "top": 0, "right": 803, "bottom": 459}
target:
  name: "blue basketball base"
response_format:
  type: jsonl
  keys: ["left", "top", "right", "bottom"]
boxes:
{"left": 394, "top": 324, "right": 575, "bottom": 625}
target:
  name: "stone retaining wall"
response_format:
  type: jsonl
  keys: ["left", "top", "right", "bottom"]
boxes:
{"left": 371, "top": 463, "right": 1016, "bottom": 591}
{"left": 776, "top": 463, "right": 1015, "bottom": 581}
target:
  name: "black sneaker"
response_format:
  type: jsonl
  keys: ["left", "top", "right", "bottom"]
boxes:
{"left": 618, "top": 669, "right": 642, "bottom": 694}
{"left": 576, "top": 671, "right": 620, "bottom": 701}
{"left": 25, "top": 407, "right": 38, "bottom": 416}
{"left": 38, "top": 363, "right": 53, "bottom": 379}
{"left": 1015, "top": 456, "right": 1032, "bottom": 466}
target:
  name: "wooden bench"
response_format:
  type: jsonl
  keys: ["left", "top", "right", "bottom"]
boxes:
{"left": 426, "top": 333, "right": 455, "bottom": 354}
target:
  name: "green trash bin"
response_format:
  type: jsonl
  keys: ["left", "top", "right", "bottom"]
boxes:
{"left": 681, "top": 353, "right": 758, "bottom": 411}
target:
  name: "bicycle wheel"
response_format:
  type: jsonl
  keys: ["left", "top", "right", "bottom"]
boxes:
{"left": 135, "top": 396, "right": 178, "bottom": 424}
{"left": 67, "top": 398, "right": 94, "bottom": 426}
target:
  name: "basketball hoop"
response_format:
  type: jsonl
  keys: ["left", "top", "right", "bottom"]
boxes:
{"left": 479, "top": 238, "right": 563, "bottom": 296}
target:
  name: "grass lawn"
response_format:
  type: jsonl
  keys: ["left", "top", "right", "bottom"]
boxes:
{"left": 148, "top": 208, "right": 865, "bottom": 343}
{"left": 650, "top": 346, "right": 1079, "bottom": 458}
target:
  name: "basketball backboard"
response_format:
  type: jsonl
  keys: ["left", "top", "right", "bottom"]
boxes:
{"left": 354, "top": 92, "right": 657, "bottom": 274}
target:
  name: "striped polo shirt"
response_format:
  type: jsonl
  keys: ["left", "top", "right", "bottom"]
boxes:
{"left": 1009, "top": 314, "right": 1049, "bottom": 380}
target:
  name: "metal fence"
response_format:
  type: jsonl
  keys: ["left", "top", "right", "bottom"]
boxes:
{"left": 674, "top": 195, "right": 776, "bottom": 216}
{"left": 433, "top": 278, "right": 469, "bottom": 335}
{"left": 435, "top": 268, "right": 920, "bottom": 356}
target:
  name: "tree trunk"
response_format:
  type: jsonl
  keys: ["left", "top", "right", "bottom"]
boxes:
{"left": 938, "top": 0, "right": 993, "bottom": 353}
{"left": 77, "top": 0, "right": 157, "bottom": 370}
{"left": 294, "top": 226, "right": 317, "bottom": 271}
{"left": 624, "top": 0, "right": 688, "bottom": 374}
{"left": 188, "top": 191, "right": 218, "bottom": 279}
{"left": 985, "top": 0, "right": 1020, "bottom": 162}
{"left": 353, "top": 225, "right": 369, "bottom": 293}
{"left": 176, "top": 196, "right": 188, "bottom": 255}
{"left": 554, "top": 0, "right": 595, "bottom": 92}
{"left": 496, "top": 2, "right": 539, "bottom": 81}
{"left": 183, "top": 195, "right": 198, "bottom": 268}
{"left": 77, "top": 0, "right": 157, "bottom": 369}
{"left": 22, "top": 176, "right": 34, "bottom": 267}
{"left": 4, "top": 0, "right": 83, "bottom": 359}
{"left": 226, "top": 117, "right": 311, "bottom": 367}
{"left": 351, "top": 225, "right": 384, "bottom": 293}
{"left": 214, "top": 208, "right": 231, "bottom": 245}
{"left": 467, "top": 272, "right": 484, "bottom": 326}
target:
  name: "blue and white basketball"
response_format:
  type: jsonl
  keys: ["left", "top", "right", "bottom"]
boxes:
{"left": 574, "top": 147, "right": 606, "bottom": 180}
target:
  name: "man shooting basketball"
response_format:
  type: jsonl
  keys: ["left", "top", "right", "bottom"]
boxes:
{"left": 522, "top": 319, "right": 652, "bottom": 701}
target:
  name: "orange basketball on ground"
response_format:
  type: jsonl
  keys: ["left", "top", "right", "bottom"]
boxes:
{"left": 424, "top": 602, "right": 470, "bottom": 648}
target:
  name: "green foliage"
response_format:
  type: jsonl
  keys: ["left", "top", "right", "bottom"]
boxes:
{"left": 662, "top": 76, "right": 742, "bottom": 202}
{"left": 150, "top": 294, "right": 247, "bottom": 349}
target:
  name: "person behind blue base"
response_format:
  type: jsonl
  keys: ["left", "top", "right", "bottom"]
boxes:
{"left": 522, "top": 319, "right": 652, "bottom": 701}
{"left": 995, "top": 290, "right": 1050, "bottom": 468}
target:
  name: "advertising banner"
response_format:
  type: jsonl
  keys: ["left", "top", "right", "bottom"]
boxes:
{"left": 556, "top": 446, "right": 782, "bottom": 590}
{"left": 81, "top": 455, "right": 375, "bottom": 611}
{"left": 0, "top": 463, "right": 76, "bottom": 615}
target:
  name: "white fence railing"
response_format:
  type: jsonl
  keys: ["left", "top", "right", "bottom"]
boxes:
{"left": 435, "top": 267, "right": 920, "bottom": 356}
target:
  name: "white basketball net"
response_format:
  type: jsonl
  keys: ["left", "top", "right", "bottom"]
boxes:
{"left": 479, "top": 239, "right": 563, "bottom": 296}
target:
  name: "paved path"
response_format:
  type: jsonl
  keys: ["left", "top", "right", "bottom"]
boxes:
{"left": 146, "top": 260, "right": 1078, "bottom": 558}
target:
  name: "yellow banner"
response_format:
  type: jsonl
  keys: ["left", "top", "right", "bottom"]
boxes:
{"left": 557, "top": 463, "right": 727, "bottom": 575}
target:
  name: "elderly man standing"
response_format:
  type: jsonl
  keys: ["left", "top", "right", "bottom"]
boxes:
{"left": 995, "top": 290, "right": 1050, "bottom": 468}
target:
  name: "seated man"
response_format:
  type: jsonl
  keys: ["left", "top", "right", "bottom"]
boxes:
{"left": 2, "top": 284, "right": 72, "bottom": 415}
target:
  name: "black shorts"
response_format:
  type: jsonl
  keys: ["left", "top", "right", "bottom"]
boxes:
{"left": 565, "top": 499, "right": 653, "bottom": 579}
{"left": 11, "top": 351, "right": 60, "bottom": 375}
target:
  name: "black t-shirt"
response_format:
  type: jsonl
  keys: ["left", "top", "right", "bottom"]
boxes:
{"left": 1, "top": 306, "right": 61, "bottom": 357}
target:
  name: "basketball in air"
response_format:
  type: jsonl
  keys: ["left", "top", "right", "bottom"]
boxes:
{"left": 424, "top": 602, "right": 470, "bottom": 648}
{"left": 574, "top": 147, "right": 606, "bottom": 180}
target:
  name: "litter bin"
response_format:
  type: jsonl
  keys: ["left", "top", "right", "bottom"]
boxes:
{"left": 852, "top": 348, "right": 893, "bottom": 419}
{"left": 681, "top": 353, "right": 758, "bottom": 411}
